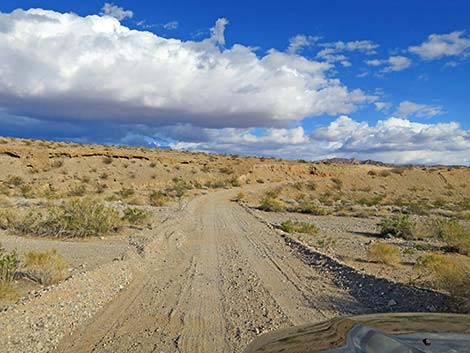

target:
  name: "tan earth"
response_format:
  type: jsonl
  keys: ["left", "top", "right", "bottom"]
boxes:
{"left": 0, "top": 137, "right": 469, "bottom": 353}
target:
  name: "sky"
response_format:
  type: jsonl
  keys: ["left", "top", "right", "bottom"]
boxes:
{"left": 0, "top": 0, "right": 469, "bottom": 165}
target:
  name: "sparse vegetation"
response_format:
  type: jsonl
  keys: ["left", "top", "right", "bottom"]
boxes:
{"left": 22, "top": 249, "right": 69, "bottom": 285}
{"left": 102, "top": 156, "right": 113, "bottom": 164}
{"left": 258, "top": 197, "right": 285, "bottom": 212}
{"left": 437, "top": 219, "right": 470, "bottom": 255}
{"left": 292, "top": 200, "right": 328, "bottom": 215}
{"left": 379, "top": 214, "right": 414, "bottom": 239}
{"left": 368, "top": 243, "right": 401, "bottom": 266}
{"left": 149, "top": 190, "right": 168, "bottom": 206}
{"left": 122, "top": 207, "right": 150, "bottom": 225}
{"left": 280, "top": 220, "right": 318, "bottom": 235}
{"left": 415, "top": 253, "right": 470, "bottom": 298}
{"left": 0, "top": 245, "right": 19, "bottom": 282}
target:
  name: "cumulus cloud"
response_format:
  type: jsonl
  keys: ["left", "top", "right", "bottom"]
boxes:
{"left": 366, "top": 55, "right": 412, "bottom": 73}
{"left": 162, "top": 20, "right": 178, "bottom": 30}
{"left": 395, "top": 101, "right": 443, "bottom": 118}
{"left": 315, "top": 40, "right": 378, "bottom": 66}
{"left": 164, "top": 116, "right": 470, "bottom": 165}
{"left": 287, "top": 34, "right": 321, "bottom": 54}
{"left": 100, "top": 3, "right": 133, "bottom": 21}
{"left": 0, "top": 9, "right": 373, "bottom": 129}
{"left": 409, "top": 30, "right": 470, "bottom": 60}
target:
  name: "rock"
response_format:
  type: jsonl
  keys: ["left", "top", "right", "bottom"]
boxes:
{"left": 387, "top": 299, "right": 397, "bottom": 307}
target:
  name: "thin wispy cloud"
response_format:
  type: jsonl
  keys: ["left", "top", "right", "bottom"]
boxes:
{"left": 100, "top": 3, "right": 133, "bottom": 21}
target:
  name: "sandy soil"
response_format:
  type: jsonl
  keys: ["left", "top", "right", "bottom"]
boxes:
{"left": 50, "top": 189, "right": 452, "bottom": 353}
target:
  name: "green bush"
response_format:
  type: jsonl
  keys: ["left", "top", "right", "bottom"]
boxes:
{"left": 122, "top": 207, "right": 150, "bottom": 225}
{"left": 33, "top": 198, "right": 121, "bottom": 238}
{"left": 379, "top": 214, "right": 414, "bottom": 239}
{"left": 23, "top": 249, "right": 69, "bottom": 285}
{"left": 0, "top": 245, "right": 19, "bottom": 282}
{"left": 368, "top": 243, "right": 401, "bottom": 266}
{"left": 280, "top": 220, "right": 318, "bottom": 235}
{"left": 437, "top": 219, "right": 470, "bottom": 255}
{"left": 293, "top": 200, "right": 328, "bottom": 215}
{"left": 258, "top": 197, "right": 285, "bottom": 212}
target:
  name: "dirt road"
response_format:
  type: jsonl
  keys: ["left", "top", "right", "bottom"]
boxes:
{"left": 55, "top": 190, "right": 369, "bottom": 353}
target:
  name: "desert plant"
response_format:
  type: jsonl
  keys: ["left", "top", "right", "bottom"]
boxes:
{"left": 0, "top": 281, "right": 18, "bottom": 301}
{"left": 33, "top": 198, "right": 121, "bottom": 238}
{"left": 0, "top": 245, "right": 19, "bottom": 282}
{"left": 22, "top": 249, "right": 69, "bottom": 285}
{"left": 415, "top": 253, "right": 470, "bottom": 298}
{"left": 68, "top": 184, "right": 87, "bottom": 197}
{"left": 331, "top": 178, "right": 343, "bottom": 190}
{"left": 258, "top": 197, "right": 285, "bottom": 212}
{"left": 231, "top": 191, "right": 246, "bottom": 202}
{"left": 316, "top": 236, "right": 337, "bottom": 251}
{"left": 437, "top": 219, "right": 470, "bottom": 255}
{"left": 0, "top": 209, "right": 16, "bottom": 230}
{"left": 293, "top": 200, "right": 328, "bottom": 215}
{"left": 379, "top": 214, "right": 414, "bottom": 239}
{"left": 118, "top": 187, "right": 135, "bottom": 199}
{"left": 122, "top": 207, "right": 150, "bottom": 225}
{"left": 368, "top": 243, "right": 401, "bottom": 266}
{"left": 148, "top": 191, "right": 168, "bottom": 206}
{"left": 280, "top": 220, "right": 318, "bottom": 235}
{"left": 102, "top": 156, "right": 113, "bottom": 164}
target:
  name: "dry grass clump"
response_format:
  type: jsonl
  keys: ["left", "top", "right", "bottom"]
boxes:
{"left": 22, "top": 249, "right": 69, "bottom": 285}
{"left": 258, "top": 197, "right": 285, "bottom": 212}
{"left": 148, "top": 190, "right": 168, "bottom": 206}
{"left": 292, "top": 200, "right": 328, "bottom": 215}
{"left": 437, "top": 219, "right": 470, "bottom": 255}
{"left": 280, "top": 220, "right": 318, "bottom": 235}
{"left": 231, "top": 191, "right": 246, "bottom": 202}
{"left": 368, "top": 243, "right": 401, "bottom": 266}
{"left": 0, "top": 281, "right": 18, "bottom": 300}
{"left": 415, "top": 253, "right": 470, "bottom": 298}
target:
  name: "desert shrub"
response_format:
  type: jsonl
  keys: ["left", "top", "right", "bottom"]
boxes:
{"left": 50, "top": 159, "right": 63, "bottom": 168}
{"left": 219, "top": 167, "right": 233, "bottom": 174}
{"left": 256, "top": 178, "right": 265, "bottom": 184}
{"left": 316, "top": 236, "right": 337, "bottom": 250}
{"left": 33, "top": 198, "right": 121, "bottom": 238}
{"left": 305, "top": 180, "right": 317, "bottom": 191}
{"left": 118, "top": 187, "right": 135, "bottom": 199}
{"left": 437, "top": 219, "right": 470, "bottom": 255}
{"left": 149, "top": 162, "right": 157, "bottom": 168}
{"left": 331, "top": 178, "right": 343, "bottom": 189}
{"left": 7, "top": 176, "right": 23, "bottom": 187}
{"left": 230, "top": 178, "right": 241, "bottom": 187}
{"left": 100, "top": 172, "right": 108, "bottom": 180}
{"left": 258, "top": 197, "right": 285, "bottom": 212}
{"left": 293, "top": 200, "right": 328, "bottom": 215}
{"left": 19, "top": 183, "right": 34, "bottom": 198}
{"left": 368, "top": 243, "right": 401, "bottom": 266}
{"left": 22, "top": 249, "right": 69, "bottom": 285}
{"left": 0, "top": 245, "right": 19, "bottom": 282}
{"left": 379, "top": 214, "right": 414, "bottom": 239}
{"left": 280, "top": 220, "right": 318, "bottom": 235}
{"left": 0, "top": 209, "right": 16, "bottom": 230}
{"left": 167, "top": 179, "right": 191, "bottom": 198}
{"left": 231, "top": 191, "right": 246, "bottom": 202}
{"left": 68, "top": 184, "right": 86, "bottom": 197}
{"left": 415, "top": 253, "right": 470, "bottom": 298}
{"left": 0, "top": 281, "right": 18, "bottom": 301}
{"left": 379, "top": 170, "right": 392, "bottom": 177}
{"left": 149, "top": 191, "right": 168, "bottom": 206}
{"left": 102, "top": 156, "right": 113, "bottom": 165}
{"left": 0, "top": 184, "right": 10, "bottom": 196}
{"left": 122, "top": 207, "right": 150, "bottom": 225}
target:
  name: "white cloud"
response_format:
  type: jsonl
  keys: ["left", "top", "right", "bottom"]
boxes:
{"left": 409, "top": 31, "right": 470, "bottom": 60}
{"left": 100, "top": 3, "right": 133, "bottom": 21}
{"left": 168, "top": 116, "right": 470, "bottom": 165}
{"left": 163, "top": 20, "right": 178, "bottom": 30}
{"left": 366, "top": 55, "right": 412, "bottom": 73}
{"left": 395, "top": 100, "right": 443, "bottom": 118}
{"left": 0, "top": 9, "right": 374, "bottom": 129}
{"left": 316, "top": 40, "right": 378, "bottom": 66}
{"left": 287, "top": 34, "right": 321, "bottom": 54}
{"left": 374, "top": 101, "right": 392, "bottom": 113}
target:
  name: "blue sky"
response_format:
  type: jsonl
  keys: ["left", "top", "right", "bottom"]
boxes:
{"left": 0, "top": 1, "right": 469, "bottom": 164}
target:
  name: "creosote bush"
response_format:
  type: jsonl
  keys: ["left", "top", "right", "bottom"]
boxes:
{"left": 122, "top": 207, "right": 150, "bottom": 225}
{"left": 26, "top": 198, "right": 121, "bottom": 238}
{"left": 292, "top": 200, "right": 328, "bottom": 215}
{"left": 415, "top": 253, "right": 470, "bottom": 298}
{"left": 149, "top": 190, "right": 168, "bottom": 206}
{"left": 368, "top": 243, "right": 401, "bottom": 266}
{"left": 280, "top": 220, "right": 318, "bottom": 235}
{"left": 22, "top": 249, "right": 69, "bottom": 285}
{"left": 379, "top": 214, "right": 414, "bottom": 239}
